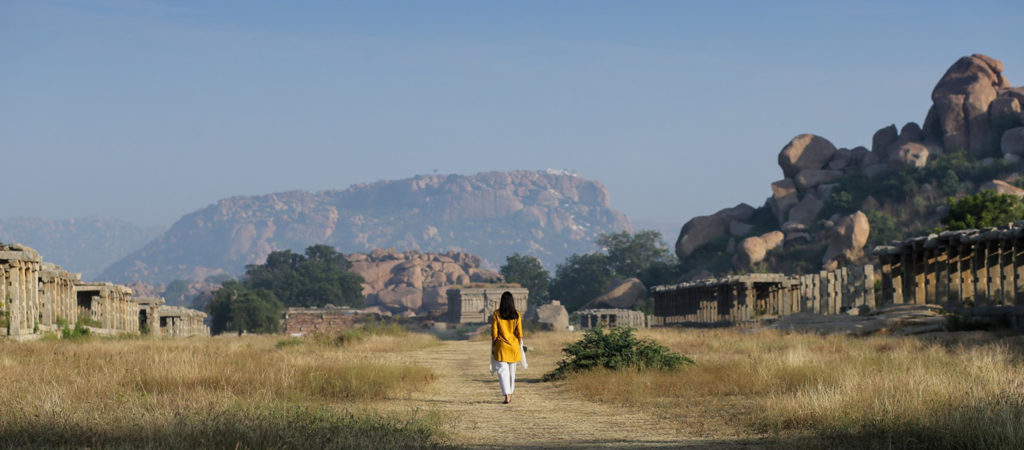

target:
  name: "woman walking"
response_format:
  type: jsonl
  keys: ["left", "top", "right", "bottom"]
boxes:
{"left": 491, "top": 291, "right": 523, "bottom": 404}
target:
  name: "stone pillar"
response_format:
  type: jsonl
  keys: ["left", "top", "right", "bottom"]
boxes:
{"left": 1002, "top": 238, "right": 1014, "bottom": 306}
{"left": 1016, "top": 237, "right": 1024, "bottom": 306}
{"left": 975, "top": 241, "right": 989, "bottom": 306}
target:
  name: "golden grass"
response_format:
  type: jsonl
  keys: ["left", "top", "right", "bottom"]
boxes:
{"left": 0, "top": 333, "right": 450, "bottom": 448}
{"left": 547, "top": 328, "right": 1024, "bottom": 448}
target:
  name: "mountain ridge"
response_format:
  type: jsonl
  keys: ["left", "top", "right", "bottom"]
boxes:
{"left": 100, "top": 169, "right": 632, "bottom": 283}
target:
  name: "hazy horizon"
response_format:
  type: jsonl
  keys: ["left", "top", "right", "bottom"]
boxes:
{"left": 3, "top": 0, "right": 1023, "bottom": 229}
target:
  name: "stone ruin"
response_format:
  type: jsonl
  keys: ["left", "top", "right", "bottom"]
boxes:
{"left": 446, "top": 285, "right": 528, "bottom": 324}
{"left": 282, "top": 305, "right": 359, "bottom": 337}
{"left": 0, "top": 243, "right": 208, "bottom": 340}
{"left": 651, "top": 266, "right": 875, "bottom": 326}
{"left": 533, "top": 300, "right": 570, "bottom": 331}
{"left": 576, "top": 308, "right": 646, "bottom": 329}
{"left": 137, "top": 297, "right": 210, "bottom": 337}
{"left": 874, "top": 222, "right": 1024, "bottom": 327}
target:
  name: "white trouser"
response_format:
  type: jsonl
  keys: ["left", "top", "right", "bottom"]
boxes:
{"left": 495, "top": 361, "right": 517, "bottom": 395}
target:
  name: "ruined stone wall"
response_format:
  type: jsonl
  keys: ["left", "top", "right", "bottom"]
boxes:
{"left": 875, "top": 224, "right": 1024, "bottom": 325}
{"left": 74, "top": 282, "right": 139, "bottom": 334}
{"left": 652, "top": 266, "right": 874, "bottom": 326}
{"left": 1, "top": 244, "right": 42, "bottom": 338}
{"left": 446, "top": 286, "right": 529, "bottom": 324}
{"left": 157, "top": 306, "right": 209, "bottom": 337}
{"left": 577, "top": 308, "right": 646, "bottom": 329}
{"left": 282, "top": 306, "right": 357, "bottom": 336}
{"left": 39, "top": 263, "right": 81, "bottom": 329}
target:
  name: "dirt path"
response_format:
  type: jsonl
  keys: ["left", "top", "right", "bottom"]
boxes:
{"left": 391, "top": 339, "right": 751, "bottom": 448}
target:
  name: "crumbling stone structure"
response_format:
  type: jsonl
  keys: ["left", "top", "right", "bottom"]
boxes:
{"left": 1, "top": 243, "right": 207, "bottom": 340}
{"left": 75, "top": 282, "right": 138, "bottom": 334}
{"left": 283, "top": 305, "right": 357, "bottom": 336}
{"left": 156, "top": 306, "right": 209, "bottom": 337}
{"left": 652, "top": 266, "right": 875, "bottom": 326}
{"left": 0, "top": 244, "right": 43, "bottom": 338}
{"left": 576, "top": 308, "right": 645, "bottom": 329}
{"left": 446, "top": 285, "right": 529, "bottom": 324}
{"left": 874, "top": 224, "right": 1024, "bottom": 325}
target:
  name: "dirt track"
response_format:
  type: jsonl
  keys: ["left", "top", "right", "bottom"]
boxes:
{"left": 393, "top": 339, "right": 755, "bottom": 448}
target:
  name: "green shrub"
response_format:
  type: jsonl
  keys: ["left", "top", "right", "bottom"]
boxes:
{"left": 942, "top": 190, "right": 1024, "bottom": 230}
{"left": 275, "top": 337, "right": 305, "bottom": 349}
{"left": 543, "top": 326, "right": 694, "bottom": 381}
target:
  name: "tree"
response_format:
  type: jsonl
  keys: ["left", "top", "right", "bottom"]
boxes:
{"left": 942, "top": 190, "right": 1024, "bottom": 230}
{"left": 596, "top": 230, "right": 680, "bottom": 287}
{"left": 549, "top": 253, "right": 615, "bottom": 313}
{"left": 500, "top": 253, "right": 551, "bottom": 307}
{"left": 243, "top": 245, "right": 364, "bottom": 308}
{"left": 207, "top": 280, "right": 283, "bottom": 334}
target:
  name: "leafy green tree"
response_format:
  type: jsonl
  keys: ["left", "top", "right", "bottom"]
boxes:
{"left": 207, "top": 280, "right": 283, "bottom": 334}
{"left": 942, "top": 191, "right": 1024, "bottom": 230}
{"left": 549, "top": 253, "right": 615, "bottom": 312}
{"left": 499, "top": 253, "right": 550, "bottom": 307}
{"left": 244, "top": 244, "right": 364, "bottom": 308}
{"left": 597, "top": 230, "right": 680, "bottom": 287}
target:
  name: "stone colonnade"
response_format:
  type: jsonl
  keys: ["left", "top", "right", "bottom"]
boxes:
{"left": 2, "top": 243, "right": 209, "bottom": 340}
{"left": 75, "top": 282, "right": 138, "bottom": 333}
{"left": 875, "top": 225, "right": 1024, "bottom": 310}
{"left": 577, "top": 308, "right": 646, "bottom": 329}
{"left": 651, "top": 266, "right": 875, "bottom": 326}
{"left": 0, "top": 244, "right": 43, "bottom": 337}
{"left": 39, "top": 262, "right": 81, "bottom": 329}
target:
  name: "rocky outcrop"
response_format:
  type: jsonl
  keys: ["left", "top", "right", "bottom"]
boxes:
{"left": 923, "top": 54, "right": 1010, "bottom": 157}
{"left": 1003, "top": 127, "right": 1024, "bottom": 155}
{"left": 534, "top": 300, "right": 569, "bottom": 331}
{"left": 822, "top": 211, "right": 870, "bottom": 269}
{"left": 675, "top": 204, "right": 755, "bottom": 258}
{"left": 100, "top": 170, "right": 631, "bottom": 283}
{"left": 778, "top": 134, "right": 838, "bottom": 178}
{"left": 980, "top": 180, "right": 1024, "bottom": 198}
{"left": 348, "top": 249, "right": 496, "bottom": 313}
{"left": 732, "top": 231, "right": 785, "bottom": 270}
{"left": 582, "top": 277, "right": 647, "bottom": 310}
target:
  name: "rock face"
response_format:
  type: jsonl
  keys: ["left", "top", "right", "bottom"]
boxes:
{"left": 891, "top": 142, "right": 930, "bottom": 169}
{"left": 348, "top": 249, "right": 495, "bottom": 313}
{"left": 675, "top": 204, "right": 755, "bottom": 258}
{"left": 822, "top": 211, "right": 870, "bottom": 269}
{"left": 980, "top": 180, "right": 1024, "bottom": 198}
{"left": 924, "top": 54, "right": 1011, "bottom": 157}
{"left": 1003, "top": 127, "right": 1024, "bottom": 155}
{"left": 732, "top": 231, "right": 785, "bottom": 270}
{"left": 778, "top": 134, "right": 839, "bottom": 178}
{"left": 582, "top": 278, "right": 647, "bottom": 310}
{"left": 100, "top": 170, "right": 631, "bottom": 283}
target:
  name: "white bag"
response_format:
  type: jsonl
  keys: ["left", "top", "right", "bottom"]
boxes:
{"left": 518, "top": 339, "right": 528, "bottom": 370}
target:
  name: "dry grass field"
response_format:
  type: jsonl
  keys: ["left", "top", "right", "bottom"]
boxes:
{"left": 544, "top": 328, "right": 1024, "bottom": 449}
{"left": 4, "top": 327, "right": 1024, "bottom": 448}
{"left": 0, "top": 332, "right": 447, "bottom": 449}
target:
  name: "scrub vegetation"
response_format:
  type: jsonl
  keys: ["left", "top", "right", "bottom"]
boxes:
{"left": 537, "top": 328, "right": 1024, "bottom": 448}
{"left": 0, "top": 333, "right": 450, "bottom": 449}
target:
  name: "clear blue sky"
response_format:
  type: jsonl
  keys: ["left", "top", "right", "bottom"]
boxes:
{"left": 2, "top": 0, "right": 1022, "bottom": 231}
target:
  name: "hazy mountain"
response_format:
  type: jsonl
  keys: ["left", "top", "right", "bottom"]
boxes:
{"left": 100, "top": 170, "right": 632, "bottom": 283}
{"left": 0, "top": 217, "right": 164, "bottom": 279}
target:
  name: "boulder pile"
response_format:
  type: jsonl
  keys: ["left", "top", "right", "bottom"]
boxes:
{"left": 348, "top": 249, "right": 502, "bottom": 315}
{"left": 675, "top": 53, "right": 1024, "bottom": 274}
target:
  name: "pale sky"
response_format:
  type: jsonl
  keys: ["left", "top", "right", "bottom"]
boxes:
{"left": 2, "top": 0, "right": 1022, "bottom": 230}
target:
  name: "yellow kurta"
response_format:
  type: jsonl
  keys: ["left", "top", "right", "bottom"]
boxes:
{"left": 491, "top": 310, "right": 523, "bottom": 362}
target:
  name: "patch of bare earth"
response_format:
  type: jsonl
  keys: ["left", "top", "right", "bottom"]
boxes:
{"left": 387, "top": 338, "right": 762, "bottom": 448}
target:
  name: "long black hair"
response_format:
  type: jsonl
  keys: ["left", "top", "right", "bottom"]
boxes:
{"left": 498, "top": 291, "right": 519, "bottom": 320}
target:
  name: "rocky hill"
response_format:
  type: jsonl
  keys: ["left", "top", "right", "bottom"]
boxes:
{"left": 675, "top": 54, "right": 1024, "bottom": 278}
{"left": 0, "top": 217, "right": 163, "bottom": 279}
{"left": 100, "top": 170, "right": 631, "bottom": 283}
